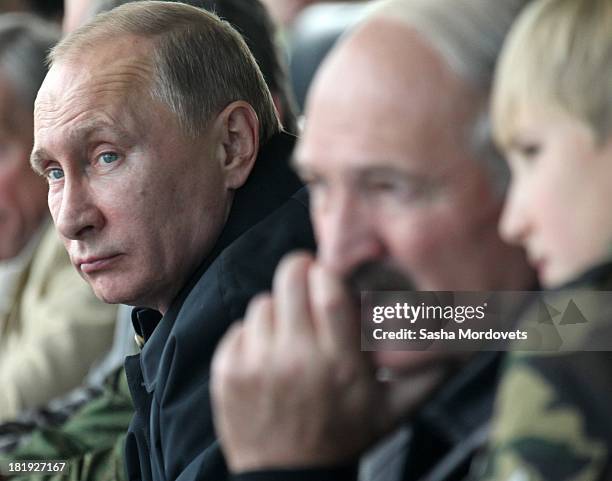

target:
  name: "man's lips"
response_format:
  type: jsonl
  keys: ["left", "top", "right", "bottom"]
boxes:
{"left": 77, "top": 254, "right": 123, "bottom": 274}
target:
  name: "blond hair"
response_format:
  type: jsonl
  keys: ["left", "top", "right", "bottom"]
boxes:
{"left": 50, "top": 1, "right": 280, "bottom": 142}
{"left": 493, "top": 0, "right": 612, "bottom": 149}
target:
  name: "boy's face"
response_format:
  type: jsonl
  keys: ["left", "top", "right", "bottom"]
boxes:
{"left": 499, "top": 104, "right": 612, "bottom": 288}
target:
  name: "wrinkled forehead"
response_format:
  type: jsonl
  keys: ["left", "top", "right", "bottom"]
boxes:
{"left": 35, "top": 37, "right": 155, "bottom": 121}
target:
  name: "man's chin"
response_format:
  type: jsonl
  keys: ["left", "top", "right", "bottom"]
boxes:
{"left": 89, "top": 279, "right": 136, "bottom": 306}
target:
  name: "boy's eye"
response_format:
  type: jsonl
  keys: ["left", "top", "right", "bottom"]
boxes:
{"left": 517, "top": 142, "right": 541, "bottom": 159}
{"left": 98, "top": 152, "right": 119, "bottom": 164}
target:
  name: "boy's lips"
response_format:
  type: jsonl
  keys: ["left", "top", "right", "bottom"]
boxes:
{"left": 529, "top": 255, "right": 548, "bottom": 277}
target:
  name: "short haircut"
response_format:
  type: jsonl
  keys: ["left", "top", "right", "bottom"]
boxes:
{"left": 51, "top": 1, "right": 281, "bottom": 142}
{"left": 90, "top": 0, "right": 298, "bottom": 134}
{"left": 0, "top": 13, "right": 59, "bottom": 111}
{"left": 370, "top": 0, "right": 531, "bottom": 193}
{"left": 492, "top": 0, "right": 612, "bottom": 149}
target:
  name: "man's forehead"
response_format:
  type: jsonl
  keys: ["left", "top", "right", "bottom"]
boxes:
{"left": 37, "top": 36, "right": 154, "bottom": 104}
{"left": 34, "top": 57, "right": 154, "bottom": 136}
{"left": 299, "top": 18, "right": 483, "bottom": 180}
{"left": 309, "top": 16, "right": 477, "bottom": 121}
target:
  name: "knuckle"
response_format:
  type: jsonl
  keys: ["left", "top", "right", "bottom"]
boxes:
{"left": 275, "top": 251, "right": 313, "bottom": 288}
{"left": 245, "top": 293, "right": 272, "bottom": 320}
{"left": 318, "top": 293, "right": 346, "bottom": 318}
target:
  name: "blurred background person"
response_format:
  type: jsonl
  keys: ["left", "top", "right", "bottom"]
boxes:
{"left": 0, "top": 0, "right": 63, "bottom": 23}
{"left": 475, "top": 0, "right": 612, "bottom": 479}
{"left": 211, "top": 1, "right": 536, "bottom": 481}
{"left": 260, "top": 0, "right": 366, "bottom": 30}
{"left": 0, "top": 13, "right": 117, "bottom": 423}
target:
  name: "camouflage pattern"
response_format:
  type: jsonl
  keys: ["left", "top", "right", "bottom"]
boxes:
{"left": 1, "top": 367, "right": 132, "bottom": 481}
{"left": 473, "top": 264, "right": 612, "bottom": 481}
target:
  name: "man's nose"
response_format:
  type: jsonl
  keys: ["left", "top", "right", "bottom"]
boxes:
{"left": 315, "top": 192, "right": 385, "bottom": 278}
{"left": 54, "top": 178, "right": 104, "bottom": 240}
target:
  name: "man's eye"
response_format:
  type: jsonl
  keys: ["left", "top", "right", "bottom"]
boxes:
{"left": 302, "top": 176, "right": 328, "bottom": 192}
{"left": 367, "top": 179, "right": 416, "bottom": 196}
{"left": 98, "top": 152, "right": 120, "bottom": 164}
{"left": 368, "top": 180, "right": 399, "bottom": 192}
{"left": 46, "top": 168, "right": 64, "bottom": 181}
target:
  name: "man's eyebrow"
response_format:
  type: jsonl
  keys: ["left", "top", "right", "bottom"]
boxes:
{"left": 30, "top": 148, "right": 50, "bottom": 175}
{"left": 30, "top": 120, "right": 133, "bottom": 174}
{"left": 68, "top": 119, "right": 133, "bottom": 146}
{"left": 357, "top": 166, "right": 417, "bottom": 178}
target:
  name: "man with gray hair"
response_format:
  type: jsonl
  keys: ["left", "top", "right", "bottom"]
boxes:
{"left": 31, "top": 1, "right": 312, "bottom": 480}
{"left": 0, "top": 13, "right": 117, "bottom": 423}
{"left": 210, "top": 0, "right": 534, "bottom": 480}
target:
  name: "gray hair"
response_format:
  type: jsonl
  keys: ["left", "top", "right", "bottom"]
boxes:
{"left": 372, "top": 0, "right": 532, "bottom": 194}
{"left": 51, "top": 1, "right": 281, "bottom": 142}
{"left": 0, "top": 13, "right": 59, "bottom": 111}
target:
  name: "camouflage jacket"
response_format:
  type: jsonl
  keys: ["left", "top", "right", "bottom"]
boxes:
{"left": 474, "top": 262, "right": 612, "bottom": 481}
{"left": 0, "top": 366, "right": 132, "bottom": 481}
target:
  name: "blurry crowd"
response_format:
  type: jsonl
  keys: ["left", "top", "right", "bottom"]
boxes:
{"left": 0, "top": 0, "right": 610, "bottom": 481}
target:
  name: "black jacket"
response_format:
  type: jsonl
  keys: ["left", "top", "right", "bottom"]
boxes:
{"left": 124, "top": 132, "right": 316, "bottom": 481}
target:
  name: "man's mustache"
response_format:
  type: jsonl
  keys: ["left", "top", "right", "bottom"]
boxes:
{"left": 345, "top": 260, "right": 414, "bottom": 300}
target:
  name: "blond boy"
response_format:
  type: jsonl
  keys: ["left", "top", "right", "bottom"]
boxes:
{"left": 481, "top": 1, "right": 612, "bottom": 480}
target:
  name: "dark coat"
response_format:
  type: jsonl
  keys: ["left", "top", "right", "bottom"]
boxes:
{"left": 124, "top": 132, "right": 316, "bottom": 481}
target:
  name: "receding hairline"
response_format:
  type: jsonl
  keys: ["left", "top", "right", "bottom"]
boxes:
{"left": 311, "top": 16, "right": 484, "bottom": 127}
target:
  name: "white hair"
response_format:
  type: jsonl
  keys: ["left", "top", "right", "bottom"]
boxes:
{"left": 368, "top": 0, "right": 532, "bottom": 193}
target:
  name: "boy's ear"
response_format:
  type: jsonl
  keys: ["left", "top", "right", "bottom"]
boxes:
{"left": 216, "top": 101, "right": 260, "bottom": 190}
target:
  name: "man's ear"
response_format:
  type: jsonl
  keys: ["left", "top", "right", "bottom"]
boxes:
{"left": 216, "top": 101, "right": 260, "bottom": 190}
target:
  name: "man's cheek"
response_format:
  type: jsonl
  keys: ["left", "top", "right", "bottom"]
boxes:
{"left": 389, "top": 221, "right": 442, "bottom": 263}
{"left": 48, "top": 194, "right": 61, "bottom": 224}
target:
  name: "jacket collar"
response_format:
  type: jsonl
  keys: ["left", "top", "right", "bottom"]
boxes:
{"left": 554, "top": 260, "right": 612, "bottom": 291}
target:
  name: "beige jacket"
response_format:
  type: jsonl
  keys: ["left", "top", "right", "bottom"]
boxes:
{"left": 0, "top": 224, "right": 117, "bottom": 422}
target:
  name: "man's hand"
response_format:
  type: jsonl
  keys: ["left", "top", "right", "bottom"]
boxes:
{"left": 211, "top": 252, "right": 447, "bottom": 472}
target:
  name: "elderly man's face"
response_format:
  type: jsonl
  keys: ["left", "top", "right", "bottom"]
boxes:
{"left": 295, "top": 22, "right": 533, "bottom": 370}
{"left": 0, "top": 74, "right": 48, "bottom": 260}
{"left": 296, "top": 21, "right": 531, "bottom": 293}
{"left": 33, "top": 38, "right": 231, "bottom": 312}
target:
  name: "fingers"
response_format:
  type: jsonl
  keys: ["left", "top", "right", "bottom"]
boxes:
{"left": 242, "top": 294, "right": 274, "bottom": 357}
{"left": 309, "top": 263, "right": 359, "bottom": 354}
{"left": 273, "top": 251, "right": 316, "bottom": 344}
{"left": 214, "top": 320, "right": 244, "bottom": 368}
{"left": 211, "top": 320, "right": 244, "bottom": 403}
